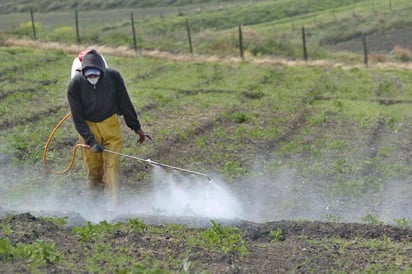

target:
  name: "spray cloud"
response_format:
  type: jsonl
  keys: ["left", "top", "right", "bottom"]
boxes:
{"left": 1, "top": 161, "right": 412, "bottom": 226}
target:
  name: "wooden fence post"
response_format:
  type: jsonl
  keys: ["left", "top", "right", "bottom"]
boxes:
{"left": 131, "top": 12, "right": 137, "bottom": 52}
{"left": 75, "top": 9, "right": 80, "bottom": 44}
{"left": 30, "top": 8, "right": 37, "bottom": 40}
{"left": 362, "top": 33, "right": 368, "bottom": 67}
{"left": 238, "top": 24, "right": 244, "bottom": 60}
{"left": 301, "top": 26, "right": 308, "bottom": 61}
{"left": 185, "top": 18, "right": 193, "bottom": 56}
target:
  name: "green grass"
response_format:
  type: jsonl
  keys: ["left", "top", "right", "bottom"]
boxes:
{"left": 0, "top": 238, "right": 60, "bottom": 269}
{"left": 2, "top": 2, "right": 412, "bottom": 272}
{"left": 1, "top": 46, "right": 412, "bottom": 186}
{"left": 3, "top": 0, "right": 412, "bottom": 61}
{"left": 66, "top": 218, "right": 249, "bottom": 272}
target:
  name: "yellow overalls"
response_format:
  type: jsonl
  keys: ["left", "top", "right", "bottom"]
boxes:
{"left": 80, "top": 114, "right": 122, "bottom": 207}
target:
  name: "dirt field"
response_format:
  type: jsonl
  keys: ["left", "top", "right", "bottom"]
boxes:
{"left": 1, "top": 209, "right": 412, "bottom": 273}
{"left": 2, "top": 31, "right": 412, "bottom": 272}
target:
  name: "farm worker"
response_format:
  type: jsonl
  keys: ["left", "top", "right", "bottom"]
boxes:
{"left": 67, "top": 49, "right": 147, "bottom": 208}
{"left": 70, "top": 48, "right": 108, "bottom": 79}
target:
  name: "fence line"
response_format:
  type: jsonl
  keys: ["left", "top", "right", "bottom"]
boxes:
{"left": 24, "top": 1, "right": 405, "bottom": 65}
{"left": 362, "top": 33, "right": 368, "bottom": 66}
{"left": 185, "top": 18, "right": 193, "bottom": 57}
{"left": 130, "top": 12, "right": 137, "bottom": 52}
{"left": 301, "top": 26, "right": 308, "bottom": 62}
{"left": 238, "top": 24, "right": 244, "bottom": 60}
{"left": 75, "top": 10, "right": 80, "bottom": 44}
{"left": 29, "top": 8, "right": 36, "bottom": 40}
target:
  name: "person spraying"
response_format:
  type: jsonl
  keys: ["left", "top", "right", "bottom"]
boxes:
{"left": 67, "top": 49, "right": 147, "bottom": 208}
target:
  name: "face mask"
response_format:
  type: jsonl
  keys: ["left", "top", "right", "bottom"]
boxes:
{"left": 87, "top": 77, "right": 99, "bottom": 86}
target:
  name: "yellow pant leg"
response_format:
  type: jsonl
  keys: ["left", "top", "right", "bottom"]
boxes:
{"left": 82, "top": 114, "right": 122, "bottom": 207}
{"left": 82, "top": 147, "right": 105, "bottom": 198}
{"left": 100, "top": 115, "right": 122, "bottom": 207}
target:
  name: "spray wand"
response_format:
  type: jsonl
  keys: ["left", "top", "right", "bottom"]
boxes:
{"left": 79, "top": 144, "right": 211, "bottom": 180}
{"left": 42, "top": 112, "right": 211, "bottom": 180}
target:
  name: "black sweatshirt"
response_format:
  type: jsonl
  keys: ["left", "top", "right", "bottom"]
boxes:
{"left": 67, "top": 50, "right": 141, "bottom": 146}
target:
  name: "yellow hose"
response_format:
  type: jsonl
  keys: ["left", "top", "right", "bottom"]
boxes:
{"left": 42, "top": 112, "right": 84, "bottom": 174}
{"left": 42, "top": 113, "right": 211, "bottom": 180}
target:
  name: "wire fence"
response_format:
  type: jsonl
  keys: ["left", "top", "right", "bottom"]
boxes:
{"left": 18, "top": 1, "right": 412, "bottom": 65}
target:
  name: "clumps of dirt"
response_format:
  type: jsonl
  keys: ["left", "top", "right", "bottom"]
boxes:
{"left": 5, "top": 213, "right": 62, "bottom": 244}
{"left": 4, "top": 210, "right": 412, "bottom": 243}
{"left": 2, "top": 211, "right": 412, "bottom": 273}
{"left": 240, "top": 220, "right": 412, "bottom": 242}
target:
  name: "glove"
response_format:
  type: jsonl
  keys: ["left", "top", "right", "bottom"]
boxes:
{"left": 90, "top": 142, "right": 105, "bottom": 152}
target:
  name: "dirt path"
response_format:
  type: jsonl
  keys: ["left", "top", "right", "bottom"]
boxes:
{"left": 5, "top": 38, "right": 412, "bottom": 71}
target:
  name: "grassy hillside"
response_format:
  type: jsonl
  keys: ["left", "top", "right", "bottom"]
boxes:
{"left": 0, "top": 0, "right": 412, "bottom": 63}
{"left": 4, "top": 0, "right": 412, "bottom": 62}
{"left": 0, "top": 0, "right": 251, "bottom": 13}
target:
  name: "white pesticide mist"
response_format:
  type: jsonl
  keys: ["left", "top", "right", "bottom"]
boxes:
{"left": 234, "top": 166, "right": 412, "bottom": 224}
{"left": 1, "top": 161, "right": 412, "bottom": 225}
{"left": 0, "top": 163, "right": 245, "bottom": 224}
{"left": 118, "top": 166, "right": 245, "bottom": 220}
{"left": 0, "top": 163, "right": 110, "bottom": 224}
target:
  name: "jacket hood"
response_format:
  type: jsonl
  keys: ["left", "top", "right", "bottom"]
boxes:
{"left": 81, "top": 49, "right": 105, "bottom": 78}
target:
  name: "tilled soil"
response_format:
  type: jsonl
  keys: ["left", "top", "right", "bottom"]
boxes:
{"left": 1, "top": 210, "right": 412, "bottom": 273}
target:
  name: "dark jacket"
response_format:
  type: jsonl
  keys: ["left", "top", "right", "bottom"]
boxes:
{"left": 67, "top": 50, "right": 141, "bottom": 146}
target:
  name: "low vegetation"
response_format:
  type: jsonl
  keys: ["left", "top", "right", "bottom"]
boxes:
{"left": 1, "top": 0, "right": 412, "bottom": 272}
{"left": 0, "top": 41, "right": 411, "bottom": 272}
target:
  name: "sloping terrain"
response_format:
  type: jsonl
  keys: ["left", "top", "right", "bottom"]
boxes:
{"left": 1, "top": 39, "right": 412, "bottom": 272}
{"left": 332, "top": 26, "right": 412, "bottom": 53}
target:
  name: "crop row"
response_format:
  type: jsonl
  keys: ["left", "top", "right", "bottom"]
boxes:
{"left": 2, "top": 46, "right": 412, "bottom": 216}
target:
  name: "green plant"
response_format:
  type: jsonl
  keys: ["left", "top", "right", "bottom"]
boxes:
{"left": 222, "top": 161, "right": 245, "bottom": 179}
{"left": 0, "top": 223, "right": 13, "bottom": 236}
{"left": 231, "top": 112, "right": 247, "bottom": 123}
{"left": 72, "top": 222, "right": 97, "bottom": 242}
{"left": 269, "top": 229, "right": 284, "bottom": 243}
{"left": 394, "top": 218, "right": 410, "bottom": 229}
{"left": 362, "top": 235, "right": 390, "bottom": 251}
{"left": 127, "top": 218, "right": 147, "bottom": 233}
{"left": 11, "top": 240, "right": 60, "bottom": 266}
{"left": 72, "top": 221, "right": 122, "bottom": 242}
{"left": 0, "top": 238, "right": 60, "bottom": 267}
{"left": 333, "top": 158, "right": 352, "bottom": 174}
{"left": 39, "top": 216, "right": 68, "bottom": 227}
{"left": 361, "top": 213, "right": 383, "bottom": 225}
{"left": 325, "top": 214, "right": 341, "bottom": 223}
{"left": 0, "top": 238, "right": 14, "bottom": 261}
{"left": 198, "top": 220, "right": 249, "bottom": 256}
